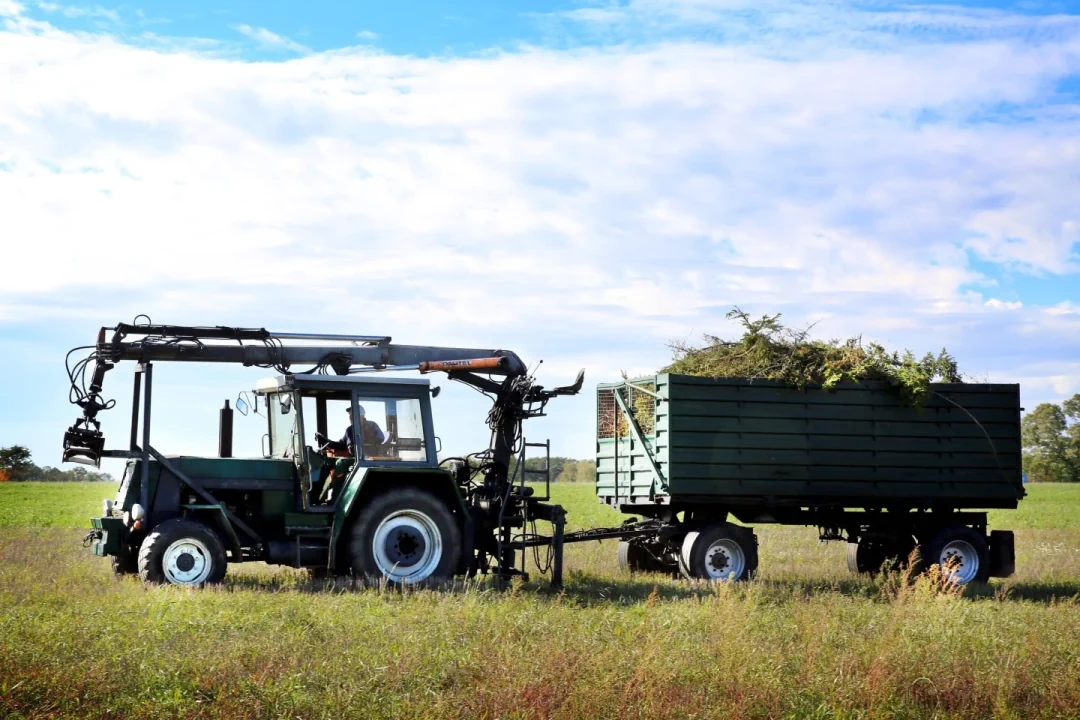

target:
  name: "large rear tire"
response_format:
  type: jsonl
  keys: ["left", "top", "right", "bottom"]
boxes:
{"left": 138, "top": 518, "right": 227, "bottom": 587}
{"left": 348, "top": 488, "right": 462, "bottom": 585}
{"left": 679, "top": 523, "right": 757, "bottom": 582}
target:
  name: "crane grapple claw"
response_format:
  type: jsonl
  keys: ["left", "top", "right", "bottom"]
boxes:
{"left": 63, "top": 424, "right": 105, "bottom": 467}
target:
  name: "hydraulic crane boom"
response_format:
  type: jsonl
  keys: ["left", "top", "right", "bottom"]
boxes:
{"left": 64, "top": 321, "right": 582, "bottom": 470}
{"left": 93, "top": 322, "right": 529, "bottom": 374}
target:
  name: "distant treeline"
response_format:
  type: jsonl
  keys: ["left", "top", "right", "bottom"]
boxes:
{"left": 0, "top": 445, "right": 115, "bottom": 483}
{"left": 509, "top": 456, "right": 596, "bottom": 483}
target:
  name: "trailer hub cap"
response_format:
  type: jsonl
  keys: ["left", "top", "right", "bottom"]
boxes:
{"left": 373, "top": 510, "right": 442, "bottom": 583}
{"left": 704, "top": 538, "right": 746, "bottom": 581}
{"left": 939, "top": 539, "right": 979, "bottom": 585}
{"left": 162, "top": 538, "right": 212, "bottom": 585}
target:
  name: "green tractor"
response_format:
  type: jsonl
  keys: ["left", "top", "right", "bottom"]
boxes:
{"left": 67, "top": 322, "right": 582, "bottom": 587}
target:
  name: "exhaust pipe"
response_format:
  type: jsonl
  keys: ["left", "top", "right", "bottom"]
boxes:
{"left": 219, "top": 400, "right": 234, "bottom": 458}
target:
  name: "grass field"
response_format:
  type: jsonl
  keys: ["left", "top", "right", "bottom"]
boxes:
{"left": 1, "top": 482, "right": 1079, "bottom": 719}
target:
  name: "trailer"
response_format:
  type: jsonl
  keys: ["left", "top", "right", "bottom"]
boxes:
{"left": 594, "top": 374, "right": 1024, "bottom": 584}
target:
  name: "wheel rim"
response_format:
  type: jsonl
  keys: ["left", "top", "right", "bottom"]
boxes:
{"left": 703, "top": 538, "right": 746, "bottom": 581}
{"left": 372, "top": 509, "right": 442, "bottom": 583}
{"left": 162, "top": 538, "right": 213, "bottom": 585}
{"left": 939, "top": 539, "right": 979, "bottom": 584}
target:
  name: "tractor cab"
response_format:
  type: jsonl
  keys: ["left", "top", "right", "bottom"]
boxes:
{"left": 251, "top": 375, "right": 439, "bottom": 506}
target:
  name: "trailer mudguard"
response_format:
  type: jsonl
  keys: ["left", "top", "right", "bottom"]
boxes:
{"left": 329, "top": 465, "right": 470, "bottom": 569}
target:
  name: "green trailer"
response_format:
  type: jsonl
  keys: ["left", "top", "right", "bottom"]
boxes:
{"left": 596, "top": 374, "right": 1024, "bottom": 584}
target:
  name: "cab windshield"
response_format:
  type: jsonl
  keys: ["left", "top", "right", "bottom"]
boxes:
{"left": 268, "top": 392, "right": 301, "bottom": 459}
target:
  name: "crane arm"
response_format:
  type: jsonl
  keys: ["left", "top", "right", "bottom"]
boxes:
{"left": 63, "top": 320, "right": 582, "bottom": 467}
{"left": 95, "top": 322, "right": 528, "bottom": 375}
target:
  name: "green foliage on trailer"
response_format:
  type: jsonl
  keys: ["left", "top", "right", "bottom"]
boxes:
{"left": 664, "top": 307, "right": 962, "bottom": 405}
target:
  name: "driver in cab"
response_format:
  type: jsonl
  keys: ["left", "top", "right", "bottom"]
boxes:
{"left": 317, "top": 404, "right": 386, "bottom": 458}
{"left": 313, "top": 405, "right": 387, "bottom": 504}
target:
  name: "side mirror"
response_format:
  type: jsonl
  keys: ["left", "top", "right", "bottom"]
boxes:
{"left": 236, "top": 396, "right": 249, "bottom": 417}
{"left": 280, "top": 395, "right": 293, "bottom": 414}
{"left": 431, "top": 386, "right": 441, "bottom": 398}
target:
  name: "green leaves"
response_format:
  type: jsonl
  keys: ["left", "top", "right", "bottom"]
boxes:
{"left": 664, "top": 307, "right": 963, "bottom": 406}
{"left": 1022, "top": 397, "right": 1080, "bottom": 483}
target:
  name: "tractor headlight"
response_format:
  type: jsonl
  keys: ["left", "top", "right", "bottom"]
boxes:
{"left": 103, "top": 499, "right": 114, "bottom": 516}
{"left": 130, "top": 504, "right": 146, "bottom": 522}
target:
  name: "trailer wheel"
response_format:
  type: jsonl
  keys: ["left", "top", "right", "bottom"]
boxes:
{"left": 921, "top": 526, "right": 990, "bottom": 585}
{"left": 137, "top": 518, "right": 227, "bottom": 587}
{"left": 679, "top": 523, "right": 757, "bottom": 582}
{"left": 846, "top": 536, "right": 915, "bottom": 576}
{"left": 348, "top": 488, "right": 462, "bottom": 585}
{"left": 618, "top": 541, "right": 677, "bottom": 575}
{"left": 617, "top": 541, "right": 643, "bottom": 573}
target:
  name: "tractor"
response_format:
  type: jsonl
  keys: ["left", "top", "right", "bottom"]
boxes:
{"left": 66, "top": 322, "right": 583, "bottom": 587}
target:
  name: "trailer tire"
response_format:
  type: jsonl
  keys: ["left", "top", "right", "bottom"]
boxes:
{"left": 618, "top": 541, "right": 677, "bottom": 575}
{"left": 348, "top": 487, "right": 461, "bottom": 586}
{"left": 138, "top": 518, "right": 227, "bottom": 587}
{"left": 679, "top": 523, "right": 757, "bottom": 582}
{"left": 617, "top": 541, "right": 643, "bottom": 573}
{"left": 846, "top": 536, "right": 916, "bottom": 576}
{"left": 921, "top": 526, "right": 990, "bottom": 585}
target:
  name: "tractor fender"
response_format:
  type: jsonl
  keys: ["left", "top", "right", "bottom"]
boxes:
{"left": 329, "top": 467, "right": 472, "bottom": 571}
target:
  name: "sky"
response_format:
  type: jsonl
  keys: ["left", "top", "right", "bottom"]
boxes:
{"left": 1, "top": 0, "right": 1079, "bottom": 477}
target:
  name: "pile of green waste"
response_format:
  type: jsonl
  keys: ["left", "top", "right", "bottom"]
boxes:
{"left": 663, "top": 307, "right": 962, "bottom": 405}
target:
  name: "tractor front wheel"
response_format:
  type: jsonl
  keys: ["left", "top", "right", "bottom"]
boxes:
{"left": 138, "top": 518, "right": 227, "bottom": 587}
{"left": 348, "top": 488, "right": 461, "bottom": 586}
{"left": 111, "top": 545, "right": 139, "bottom": 576}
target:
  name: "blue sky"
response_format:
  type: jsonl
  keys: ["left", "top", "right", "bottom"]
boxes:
{"left": 1, "top": 0, "right": 1079, "bottom": 476}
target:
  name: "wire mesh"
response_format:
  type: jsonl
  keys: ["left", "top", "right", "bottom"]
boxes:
{"left": 597, "top": 382, "right": 655, "bottom": 439}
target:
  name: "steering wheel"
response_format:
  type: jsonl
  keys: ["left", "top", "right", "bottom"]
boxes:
{"left": 314, "top": 433, "right": 351, "bottom": 458}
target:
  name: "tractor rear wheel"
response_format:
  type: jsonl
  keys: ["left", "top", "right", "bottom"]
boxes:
{"left": 348, "top": 488, "right": 461, "bottom": 586}
{"left": 679, "top": 523, "right": 757, "bottom": 582}
{"left": 138, "top": 518, "right": 227, "bottom": 587}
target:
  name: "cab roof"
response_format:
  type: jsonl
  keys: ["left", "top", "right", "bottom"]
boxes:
{"left": 255, "top": 374, "right": 431, "bottom": 394}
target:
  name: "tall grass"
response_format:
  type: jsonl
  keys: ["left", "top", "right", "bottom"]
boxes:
{"left": 1, "top": 484, "right": 1079, "bottom": 718}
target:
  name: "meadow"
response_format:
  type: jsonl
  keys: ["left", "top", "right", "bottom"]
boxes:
{"left": 1, "top": 482, "right": 1079, "bottom": 719}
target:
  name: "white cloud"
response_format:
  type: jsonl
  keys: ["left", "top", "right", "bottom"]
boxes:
{"left": 356, "top": 29, "right": 378, "bottom": 41}
{"left": 985, "top": 298, "right": 1023, "bottom": 310}
{"left": 234, "top": 24, "right": 309, "bottom": 54}
{"left": 36, "top": 1, "right": 119, "bottom": 22}
{"left": 1, "top": 3, "right": 1079, "bottom": 461}
{"left": 0, "top": 0, "right": 22, "bottom": 16}
{"left": 1045, "top": 301, "right": 1080, "bottom": 316}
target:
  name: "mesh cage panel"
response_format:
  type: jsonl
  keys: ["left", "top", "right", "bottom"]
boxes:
{"left": 597, "top": 388, "right": 617, "bottom": 439}
{"left": 628, "top": 382, "right": 656, "bottom": 435}
{"left": 598, "top": 383, "right": 655, "bottom": 439}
